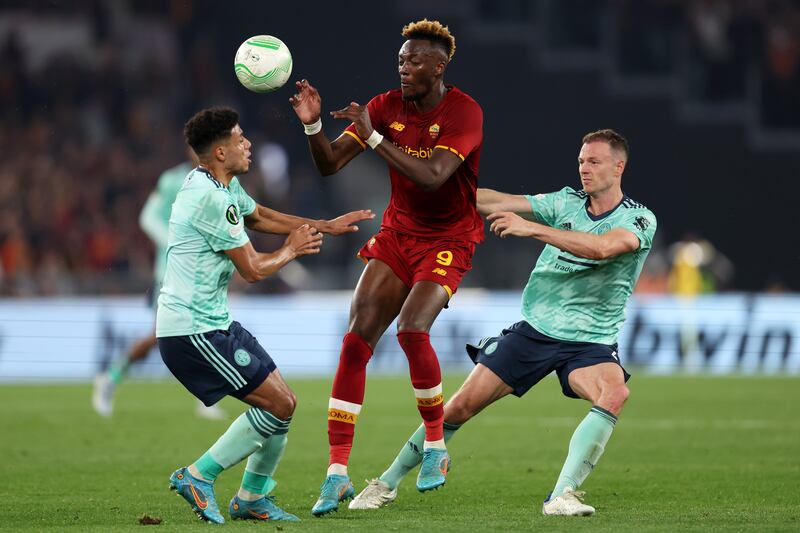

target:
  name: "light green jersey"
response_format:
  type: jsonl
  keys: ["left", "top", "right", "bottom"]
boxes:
{"left": 521, "top": 186, "right": 657, "bottom": 345}
{"left": 139, "top": 162, "right": 192, "bottom": 283}
{"left": 156, "top": 168, "right": 257, "bottom": 337}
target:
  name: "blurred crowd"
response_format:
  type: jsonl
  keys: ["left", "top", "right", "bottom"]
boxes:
{"left": 615, "top": 0, "right": 800, "bottom": 126}
{"left": 0, "top": 1, "right": 796, "bottom": 296}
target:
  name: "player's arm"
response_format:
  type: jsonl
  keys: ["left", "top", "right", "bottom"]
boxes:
{"left": 330, "top": 102, "right": 462, "bottom": 191}
{"left": 290, "top": 79, "right": 363, "bottom": 175}
{"left": 225, "top": 224, "right": 323, "bottom": 283}
{"left": 139, "top": 190, "right": 169, "bottom": 247}
{"left": 488, "top": 212, "right": 640, "bottom": 260}
{"left": 476, "top": 188, "right": 533, "bottom": 217}
{"left": 245, "top": 204, "right": 374, "bottom": 236}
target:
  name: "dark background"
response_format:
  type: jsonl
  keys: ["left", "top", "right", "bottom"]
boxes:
{"left": 1, "top": 0, "right": 798, "bottom": 295}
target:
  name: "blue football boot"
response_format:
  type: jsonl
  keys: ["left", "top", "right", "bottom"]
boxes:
{"left": 311, "top": 474, "right": 355, "bottom": 516}
{"left": 416, "top": 448, "right": 450, "bottom": 492}
{"left": 229, "top": 494, "right": 300, "bottom": 522}
{"left": 168, "top": 467, "right": 224, "bottom": 524}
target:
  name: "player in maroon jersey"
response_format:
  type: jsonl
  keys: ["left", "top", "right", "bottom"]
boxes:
{"left": 290, "top": 19, "right": 484, "bottom": 516}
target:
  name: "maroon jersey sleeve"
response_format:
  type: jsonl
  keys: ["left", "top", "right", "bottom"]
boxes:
{"left": 343, "top": 93, "right": 388, "bottom": 150}
{"left": 433, "top": 97, "right": 483, "bottom": 161}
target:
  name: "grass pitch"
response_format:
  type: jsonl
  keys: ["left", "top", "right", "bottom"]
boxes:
{"left": 1, "top": 374, "right": 798, "bottom": 532}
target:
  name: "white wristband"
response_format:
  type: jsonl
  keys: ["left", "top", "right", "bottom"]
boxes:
{"left": 303, "top": 118, "right": 322, "bottom": 135}
{"left": 365, "top": 130, "right": 383, "bottom": 149}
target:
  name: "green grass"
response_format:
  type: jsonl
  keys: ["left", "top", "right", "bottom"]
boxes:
{"left": 1, "top": 375, "right": 799, "bottom": 532}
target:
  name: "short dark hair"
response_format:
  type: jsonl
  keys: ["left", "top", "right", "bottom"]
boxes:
{"left": 582, "top": 129, "right": 629, "bottom": 160}
{"left": 184, "top": 107, "right": 239, "bottom": 155}
{"left": 402, "top": 19, "right": 456, "bottom": 60}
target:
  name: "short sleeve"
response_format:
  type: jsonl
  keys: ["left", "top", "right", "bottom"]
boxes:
{"left": 229, "top": 178, "right": 256, "bottom": 216}
{"left": 192, "top": 190, "right": 250, "bottom": 252}
{"left": 344, "top": 93, "right": 386, "bottom": 150}
{"left": 525, "top": 187, "right": 572, "bottom": 227}
{"left": 434, "top": 99, "right": 483, "bottom": 161}
{"left": 619, "top": 209, "right": 657, "bottom": 251}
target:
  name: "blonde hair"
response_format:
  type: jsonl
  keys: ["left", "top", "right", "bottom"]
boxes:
{"left": 401, "top": 18, "right": 456, "bottom": 60}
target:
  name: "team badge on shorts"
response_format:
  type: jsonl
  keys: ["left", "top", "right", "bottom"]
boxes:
{"left": 484, "top": 341, "right": 498, "bottom": 355}
{"left": 234, "top": 349, "right": 251, "bottom": 366}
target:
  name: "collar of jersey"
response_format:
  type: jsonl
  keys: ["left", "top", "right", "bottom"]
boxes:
{"left": 584, "top": 194, "right": 626, "bottom": 221}
{"left": 194, "top": 166, "right": 227, "bottom": 189}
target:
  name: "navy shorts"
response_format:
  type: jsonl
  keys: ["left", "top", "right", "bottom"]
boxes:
{"left": 466, "top": 321, "right": 630, "bottom": 399}
{"left": 158, "top": 321, "right": 276, "bottom": 406}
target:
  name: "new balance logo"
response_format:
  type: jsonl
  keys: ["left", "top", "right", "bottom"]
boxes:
{"left": 389, "top": 121, "right": 405, "bottom": 132}
{"left": 432, "top": 267, "right": 447, "bottom": 276}
{"left": 560, "top": 222, "right": 572, "bottom": 230}
{"left": 633, "top": 216, "right": 650, "bottom": 232}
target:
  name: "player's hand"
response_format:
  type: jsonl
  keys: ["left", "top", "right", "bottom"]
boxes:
{"left": 289, "top": 79, "right": 322, "bottom": 124}
{"left": 324, "top": 209, "right": 375, "bottom": 235}
{"left": 331, "top": 102, "right": 373, "bottom": 139}
{"left": 284, "top": 224, "right": 323, "bottom": 257}
{"left": 487, "top": 212, "right": 534, "bottom": 238}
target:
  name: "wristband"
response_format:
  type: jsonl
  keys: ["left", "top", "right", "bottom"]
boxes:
{"left": 303, "top": 118, "right": 322, "bottom": 135}
{"left": 365, "top": 130, "right": 383, "bottom": 149}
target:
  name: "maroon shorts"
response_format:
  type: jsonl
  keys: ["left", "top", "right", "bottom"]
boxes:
{"left": 357, "top": 230, "right": 476, "bottom": 297}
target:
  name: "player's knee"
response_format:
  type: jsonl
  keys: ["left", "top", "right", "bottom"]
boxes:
{"left": 602, "top": 383, "right": 629, "bottom": 415}
{"left": 270, "top": 390, "right": 296, "bottom": 420}
{"left": 396, "top": 319, "right": 430, "bottom": 333}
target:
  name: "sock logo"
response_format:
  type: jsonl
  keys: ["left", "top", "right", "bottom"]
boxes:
{"left": 328, "top": 408, "right": 358, "bottom": 424}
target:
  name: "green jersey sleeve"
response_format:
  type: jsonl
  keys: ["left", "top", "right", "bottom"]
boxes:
{"left": 618, "top": 208, "right": 657, "bottom": 251}
{"left": 229, "top": 177, "right": 256, "bottom": 217}
{"left": 525, "top": 187, "right": 574, "bottom": 227}
{"left": 191, "top": 189, "right": 250, "bottom": 252}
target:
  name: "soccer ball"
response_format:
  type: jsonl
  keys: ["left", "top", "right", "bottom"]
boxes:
{"left": 234, "top": 35, "right": 293, "bottom": 93}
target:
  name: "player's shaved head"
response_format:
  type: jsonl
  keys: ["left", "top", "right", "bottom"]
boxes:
{"left": 184, "top": 107, "right": 240, "bottom": 155}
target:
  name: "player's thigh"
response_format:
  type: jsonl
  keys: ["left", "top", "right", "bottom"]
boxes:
{"left": 396, "top": 280, "right": 450, "bottom": 332}
{"left": 567, "top": 362, "right": 627, "bottom": 405}
{"left": 242, "top": 368, "right": 296, "bottom": 420}
{"left": 348, "top": 259, "right": 409, "bottom": 346}
{"left": 445, "top": 363, "right": 513, "bottom": 424}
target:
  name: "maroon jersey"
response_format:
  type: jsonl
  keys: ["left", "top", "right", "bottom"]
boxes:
{"left": 344, "top": 86, "right": 484, "bottom": 242}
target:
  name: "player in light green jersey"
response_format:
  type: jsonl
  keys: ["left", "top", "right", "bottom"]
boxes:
{"left": 92, "top": 151, "right": 228, "bottom": 419}
{"left": 155, "top": 107, "right": 373, "bottom": 524}
{"left": 350, "top": 129, "right": 656, "bottom": 517}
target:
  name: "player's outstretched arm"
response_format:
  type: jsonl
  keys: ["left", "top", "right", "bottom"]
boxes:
{"left": 331, "top": 102, "right": 462, "bottom": 191}
{"left": 245, "top": 204, "right": 374, "bottom": 235}
{"left": 488, "top": 212, "right": 640, "bottom": 260}
{"left": 290, "top": 79, "right": 363, "bottom": 175}
{"left": 225, "top": 224, "right": 322, "bottom": 283}
{"left": 139, "top": 190, "right": 169, "bottom": 248}
{"left": 476, "top": 188, "right": 533, "bottom": 217}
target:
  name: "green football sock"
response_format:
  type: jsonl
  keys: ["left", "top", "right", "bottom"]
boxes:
{"left": 240, "top": 432, "right": 288, "bottom": 498}
{"left": 108, "top": 358, "right": 131, "bottom": 385}
{"left": 552, "top": 406, "right": 617, "bottom": 497}
{"left": 379, "top": 421, "right": 461, "bottom": 490}
{"left": 191, "top": 408, "right": 290, "bottom": 483}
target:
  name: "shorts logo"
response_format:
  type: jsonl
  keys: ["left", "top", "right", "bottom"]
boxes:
{"left": 226, "top": 204, "right": 240, "bottom": 225}
{"left": 368, "top": 237, "right": 377, "bottom": 248}
{"left": 484, "top": 341, "right": 498, "bottom": 355}
{"left": 428, "top": 123, "right": 440, "bottom": 139}
{"left": 432, "top": 267, "right": 447, "bottom": 276}
{"left": 234, "top": 349, "right": 251, "bottom": 366}
{"left": 389, "top": 121, "right": 405, "bottom": 132}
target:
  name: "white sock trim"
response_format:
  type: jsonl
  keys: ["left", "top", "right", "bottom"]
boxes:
{"left": 328, "top": 397, "right": 362, "bottom": 414}
{"left": 423, "top": 439, "right": 446, "bottom": 450}
{"left": 327, "top": 463, "right": 348, "bottom": 476}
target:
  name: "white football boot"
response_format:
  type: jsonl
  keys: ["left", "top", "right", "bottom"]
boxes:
{"left": 542, "top": 489, "right": 596, "bottom": 516}
{"left": 348, "top": 479, "right": 397, "bottom": 510}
